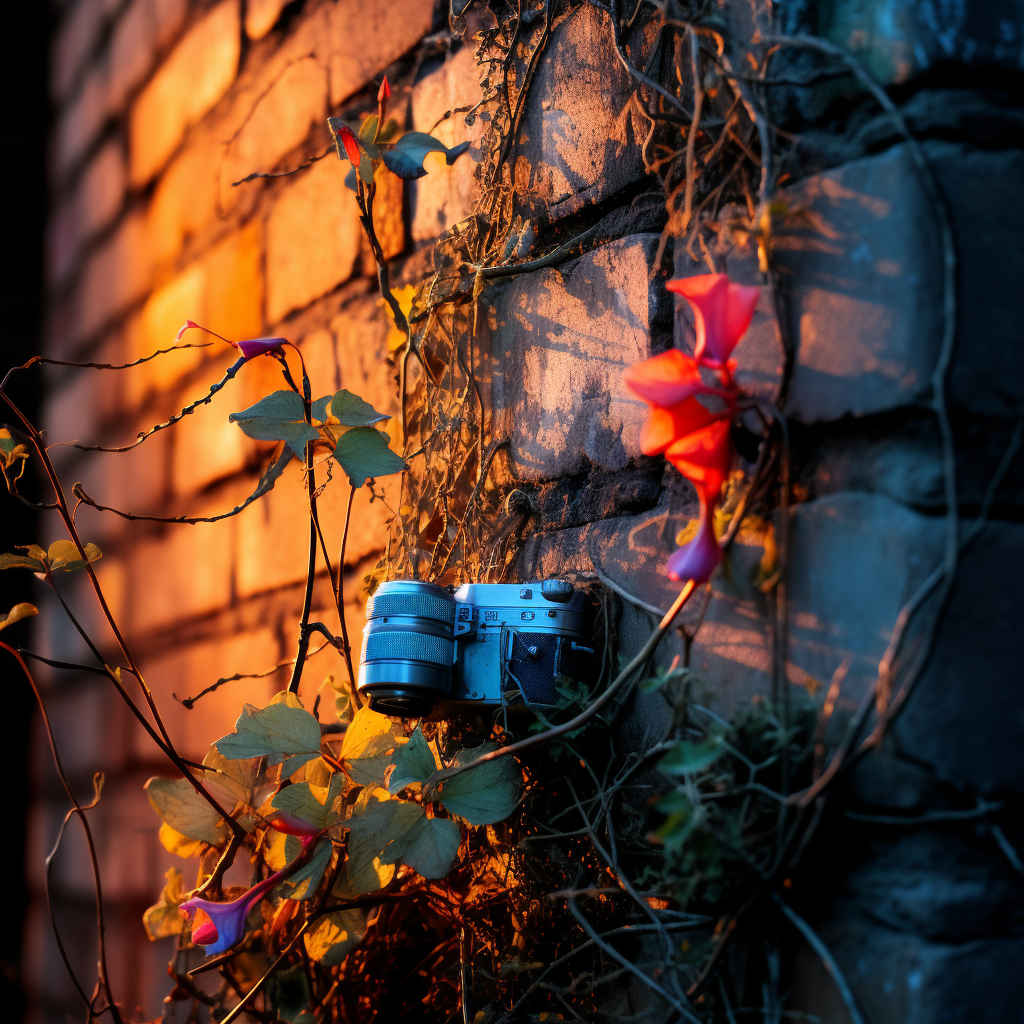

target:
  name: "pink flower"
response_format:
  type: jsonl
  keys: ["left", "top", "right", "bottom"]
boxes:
{"left": 236, "top": 337, "right": 286, "bottom": 360}
{"left": 665, "top": 503, "right": 722, "bottom": 583}
{"left": 377, "top": 76, "right": 391, "bottom": 103}
{"left": 666, "top": 274, "right": 760, "bottom": 366}
{"left": 176, "top": 320, "right": 200, "bottom": 341}
{"left": 180, "top": 836, "right": 314, "bottom": 955}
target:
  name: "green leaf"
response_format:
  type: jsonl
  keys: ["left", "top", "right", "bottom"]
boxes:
{"left": 304, "top": 908, "right": 367, "bottom": 965}
{"left": 214, "top": 698, "right": 323, "bottom": 773}
{"left": 344, "top": 789, "right": 423, "bottom": 894}
{"left": 381, "top": 132, "right": 471, "bottom": 180}
{"left": 382, "top": 815, "right": 460, "bottom": 879}
{"left": 436, "top": 745, "right": 521, "bottom": 826}
{"left": 228, "top": 390, "right": 318, "bottom": 459}
{"left": 657, "top": 735, "right": 726, "bottom": 776}
{"left": 0, "top": 552, "right": 44, "bottom": 572}
{"left": 145, "top": 777, "right": 229, "bottom": 846}
{"left": 328, "top": 390, "right": 389, "bottom": 427}
{"left": 387, "top": 726, "right": 435, "bottom": 794}
{"left": 342, "top": 706, "right": 400, "bottom": 786}
{"left": 142, "top": 867, "right": 185, "bottom": 941}
{"left": 333, "top": 427, "right": 406, "bottom": 488}
{"left": 0, "top": 602, "right": 37, "bottom": 632}
{"left": 271, "top": 773, "right": 346, "bottom": 831}
{"left": 278, "top": 837, "right": 333, "bottom": 900}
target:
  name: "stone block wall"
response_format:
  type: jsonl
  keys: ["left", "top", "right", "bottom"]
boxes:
{"left": 28, "top": 0, "right": 1024, "bottom": 1022}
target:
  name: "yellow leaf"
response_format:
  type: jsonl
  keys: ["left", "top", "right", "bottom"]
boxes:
{"left": 158, "top": 823, "right": 206, "bottom": 859}
{"left": 304, "top": 908, "right": 367, "bottom": 965}
{"left": 263, "top": 828, "right": 289, "bottom": 871}
{"left": 269, "top": 689, "right": 304, "bottom": 709}
{"left": 142, "top": 868, "right": 185, "bottom": 940}
{"left": 0, "top": 602, "right": 37, "bottom": 632}
{"left": 383, "top": 285, "right": 417, "bottom": 352}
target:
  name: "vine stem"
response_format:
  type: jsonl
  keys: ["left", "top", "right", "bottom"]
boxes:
{"left": 0, "top": 388, "right": 247, "bottom": 845}
{"left": 423, "top": 580, "right": 697, "bottom": 795}
{"left": 2, "top": 642, "right": 122, "bottom": 1023}
{"left": 335, "top": 482, "right": 358, "bottom": 697}
{"left": 772, "top": 894, "right": 867, "bottom": 1024}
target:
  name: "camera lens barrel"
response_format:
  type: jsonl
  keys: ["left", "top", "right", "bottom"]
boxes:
{"left": 358, "top": 580, "right": 456, "bottom": 716}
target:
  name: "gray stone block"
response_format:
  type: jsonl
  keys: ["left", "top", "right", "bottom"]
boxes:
{"left": 520, "top": 491, "right": 947, "bottom": 729}
{"left": 510, "top": 2, "right": 653, "bottom": 223}
{"left": 678, "top": 141, "right": 1024, "bottom": 423}
{"left": 894, "top": 518, "right": 1024, "bottom": 796}
{"left": 816, "top": 0, "right": 1024, "bottom": 88}
{"left": 490, "top": 233, "right": 672, "bottom": 482}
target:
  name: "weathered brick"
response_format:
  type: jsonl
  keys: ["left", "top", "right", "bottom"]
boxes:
{"left": 47, "top": 139, "right": 128, "bottom": 287}
{"left": 126, "top": 495, "right": 238, "bottom": 634}
{"left": 171, "top": 386, "right": 253, "bottom": 497}
{"left": 50, "top": 0, "right": 120, "bottom": 102}
{"left": 79, "top": 137, "right": 127, "bottom": 242}
{"left": 246, "top": 0, "right": 291, "bottom": 40}
{"left": 204, "top": 219, "right": 265, "bottom": 341}
{"left": 53, "top": 61, "right": 108, "bottom": 179}
{"left": 133, "top": 263, "right": 209, "bottom": 390}
{"left": 234, "top": 458, "right": 392, "bottom": 598}
{"left": 511, "top": 2, "right": 652, "bottom": 222}
{"left": 107, "top": 0, "right": 159, "bottom": 114}
{"left": 265, "top": 154, "right": 361, "bottom": 324}
{"left": 328, "top": 0, "right": 435, "bottom": 108}
{"left": 408, "top": 44, "right": 485, "bottom": 243}
{"left": 129, "top": 0, "right": 241, "bottom": 186}
{"left": 220, "top": 56, "right": 328, "bottom": 212}
{"left": 490, "top": 233, "right": 670, "bottom": 481}
{"left": 134, "top": 627, "right": 281, "bottom": 761}
{"left": 146, "top": 133, "right": 221, "bottom": 268}
{"left": 76, "top": 208, "right": 153, "bottom": 342}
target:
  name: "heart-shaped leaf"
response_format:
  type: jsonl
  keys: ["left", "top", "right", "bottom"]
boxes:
{"left": 304, "top": 908, "right": 367, "bottom": 965}
{"left": 333, "top": 427, "right": 406, "bottom": 488}
{"left": 215, "top": 696, "right": 323, "bottom": 774}
{"left": 435, "top": 744, "right": 521, "bottom": 826}
{"left": 145, "top": 777, "right": 229, "bottom": 846}
{"left": 387, "top": 727, "right": 436, "bottom": 794}
{"left": 229, "top": 391, "right": 318, "bottom": 459}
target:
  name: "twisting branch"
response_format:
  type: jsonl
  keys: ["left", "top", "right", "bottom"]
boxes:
{"left": 2, "top": 642, "right": 123, "bottom": 1023}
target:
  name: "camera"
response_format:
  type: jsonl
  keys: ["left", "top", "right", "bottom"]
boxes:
{"left": 357, "top": 579, "right": 593, "bottom": 717}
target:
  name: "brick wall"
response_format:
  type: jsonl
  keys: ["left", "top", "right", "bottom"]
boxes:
{"left": 31, "top": 1, "right": 457, "bottom": 1019}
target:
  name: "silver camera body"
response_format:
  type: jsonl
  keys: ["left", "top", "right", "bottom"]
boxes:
{"left": 357, "top": 579, "right": 592, "bottom": 717}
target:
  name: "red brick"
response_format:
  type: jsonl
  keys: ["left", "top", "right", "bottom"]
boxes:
{"left": 265, "top": 155, "right": 361, "bottom": 324}
{"left": 234, "top": 457, "right": 392, "bottom": 598}
{"left": 328, "top": 0, "right": 434, "bottom": 108}
{"left": 53, "top": 61, "right": 108, "bottom": 179}
{"left": 204, "top": 219, "right": 264, "bottom": 342}
{"left": 80, "top": 138, "right": 127, "bottom": 241}
{"left": 146, "top": 134, "right": 221, "bottom": 269}
{"left": 129, "top": 0, "right": 241, "bottom": 186}
{"left": 245, "top": 0, "right": 291, "bottom": 40}
{"left": 221, "top": 56, "right": 327, "bottom": 212}
{"left": 77, "top": 209, "right": 153, "bottom": 342}
{"left": 409, "top": 44, "right": 485, "bottom": 243}
{"left": 50, "top": 0, "right": 120, "bottom": 103}
{"left": 133, "top": 627, "right": 282, "bottom": 761}
{"left": 126, "top": 491, "right": 240, "bottom": 635}
{"left": 48, "top": 138, "right": 128, "bottom": 288}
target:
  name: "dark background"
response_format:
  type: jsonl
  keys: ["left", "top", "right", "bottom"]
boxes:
{"left": 0, "top": 1, "right": 50, "bottom": 1019}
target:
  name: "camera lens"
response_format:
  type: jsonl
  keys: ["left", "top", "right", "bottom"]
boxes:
{"left": 357, "top": 580, "right": 456, "bottom": 716}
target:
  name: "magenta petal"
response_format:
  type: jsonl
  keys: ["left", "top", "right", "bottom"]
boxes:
{"left": 191, "top": 919, "right": 219, "bottom": 945}
{"left": 664, "top": 516, "right": 722, "bottom": 584}
{"left": 237, "top": 337, "right": 286, "bottom": 360}
{"left": 176, "top": 319, "right": 199, "bottom": 341}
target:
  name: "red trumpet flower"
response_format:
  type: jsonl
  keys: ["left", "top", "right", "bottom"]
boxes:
{"left": 666, "top": 273, "right": 759, "bottom": 366}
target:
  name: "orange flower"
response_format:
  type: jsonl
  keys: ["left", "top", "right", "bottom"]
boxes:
{"left": 666, "top": 274, "right": 760, "bottom": 366}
